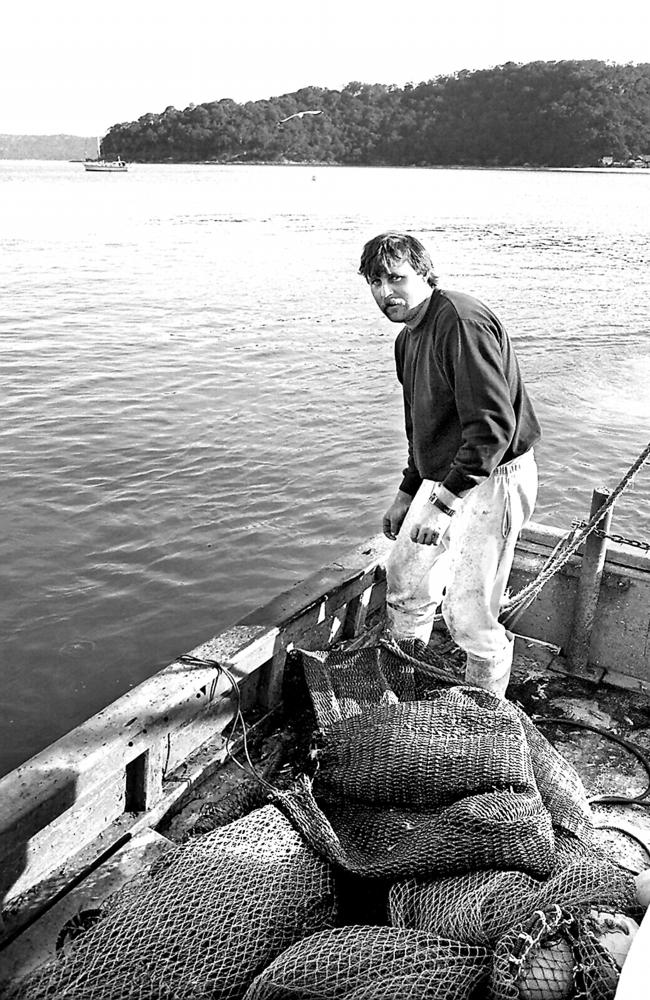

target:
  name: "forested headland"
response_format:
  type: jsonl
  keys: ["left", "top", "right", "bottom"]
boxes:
{"left": 102, "top": 60, "right": 650, "bottom": 168}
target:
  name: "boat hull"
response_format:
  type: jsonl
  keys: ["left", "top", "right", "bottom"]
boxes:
{"left": 83, "top": 161, "right": 128, "bottom": 172}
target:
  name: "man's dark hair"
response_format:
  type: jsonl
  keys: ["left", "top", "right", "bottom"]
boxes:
{"left": 358, "top": 232, "right": 438, "bottom": 288}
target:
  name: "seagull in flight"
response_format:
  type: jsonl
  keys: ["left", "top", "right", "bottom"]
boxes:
{"left": 277, "top": 110, "right": 323, "bottom": 124}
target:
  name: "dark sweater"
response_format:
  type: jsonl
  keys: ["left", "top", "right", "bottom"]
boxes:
{"left": 395, "top": 289, "right": 541, "bottom": 497}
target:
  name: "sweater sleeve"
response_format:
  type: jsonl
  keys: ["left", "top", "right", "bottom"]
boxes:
{"left": 398, "top": 410, "right": 423, "bottom": 496}
{"left": 438, "top": 317, "right": 516, "bottom": 495}
{"left": 395, "top": 330, "right": 423, "bottom": 496}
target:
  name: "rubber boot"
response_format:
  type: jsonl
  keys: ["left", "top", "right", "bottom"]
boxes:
{"left": 465, "top": 635, "right": 514, "bottom": 698}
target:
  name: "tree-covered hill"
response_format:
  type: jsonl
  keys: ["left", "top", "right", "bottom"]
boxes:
{"left": 103, "top": 60, "right": 650, "bottom": 168}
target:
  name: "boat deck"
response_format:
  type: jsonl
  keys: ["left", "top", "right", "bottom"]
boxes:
{"left": 508, "top": 646, "right": 650, "bottom": 873}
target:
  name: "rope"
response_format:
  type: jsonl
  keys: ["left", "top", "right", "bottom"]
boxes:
{"left": 378, "top": 630, "right": 462, "bottom": 686}
{"left": 501, "top": 437, "right": 650, "bottom": 628}
{"left": 178, "top": 654, "right": 281, "bottom": 794}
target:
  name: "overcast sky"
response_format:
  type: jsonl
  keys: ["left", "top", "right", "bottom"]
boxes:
{"left": 2, "top": 0, "right": 648, "bottom": 136}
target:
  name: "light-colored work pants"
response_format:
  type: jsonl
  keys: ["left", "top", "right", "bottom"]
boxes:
{"left": 385, "top": 450, "right": 538, "bottom": 697}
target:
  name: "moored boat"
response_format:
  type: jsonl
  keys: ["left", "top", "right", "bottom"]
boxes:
{"left": 1, "top": 498, "right": 650, "bottom": 997}
{"left": 83, "top": 158, "right": 128, "bottom": 173}
{"left": 83, "top": 136, "right": 128, "bottom": 172}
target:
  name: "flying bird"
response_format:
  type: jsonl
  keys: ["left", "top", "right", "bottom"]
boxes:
{"left": 277, "top": 110, "right": 323, "bottom": 124}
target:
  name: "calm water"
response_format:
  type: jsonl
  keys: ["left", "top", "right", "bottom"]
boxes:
{"left": 2, "top": 161, "right": 650, "bottom": 776}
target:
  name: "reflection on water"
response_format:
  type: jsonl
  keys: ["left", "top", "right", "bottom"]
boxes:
{"left": 1, "top": 162, "right": 650, "bottom": 775}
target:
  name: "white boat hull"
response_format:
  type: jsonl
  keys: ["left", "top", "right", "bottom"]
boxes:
{"left": 83, "top": 161, "right": 128, "bottom": 172}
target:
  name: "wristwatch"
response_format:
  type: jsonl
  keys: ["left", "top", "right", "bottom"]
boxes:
{"left": 428, "top": 493, "right": 456, "bottom": 517}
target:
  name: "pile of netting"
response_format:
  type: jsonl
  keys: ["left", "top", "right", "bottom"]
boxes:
{"left": 4, "top": 638, "right": 644, "bottom": 1000}
{"left": 4, "top": 804, "right": 337, "bottom": 1000}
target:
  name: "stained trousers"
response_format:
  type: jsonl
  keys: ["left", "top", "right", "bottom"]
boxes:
{"left": 384, "top": 450, "right": 538, "bottom": 697}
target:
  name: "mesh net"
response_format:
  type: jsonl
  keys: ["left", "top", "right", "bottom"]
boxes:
{"left": 272, "top": 644, "right": 593, "bottom": 881}
{"left": 242, "top": 926, "right": 490, "bottom": 1000}
{"left": 388, "top": 857, "right": 636, "bottom": 946}
{"left": 4, "top": 805, "right": 337, "bottom": 1000}
{"left": 489, "top": 904, "right": 630, "bottom": 1000}
{"left": 4, "top": 637, "right": 643, "bottom": 1000}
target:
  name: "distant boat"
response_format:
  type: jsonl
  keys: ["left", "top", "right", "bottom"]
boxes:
{"left": 83, "top": 137, "right": 128, "bottom": 172}
{"left": 83, "top": 158, "right": 128, "bottom": 173}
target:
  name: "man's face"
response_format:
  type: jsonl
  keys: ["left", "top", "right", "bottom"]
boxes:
{"left": 369, "top": 256, "right": 432, "bottom": 324}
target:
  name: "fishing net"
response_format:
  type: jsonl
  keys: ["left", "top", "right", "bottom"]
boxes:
{"left": 272, "top": 643, "right": 594, "bottom": 881}
{"left": 4, "top": 804, "right": 337, "bottom": 1000}
{"left": 242, "top": 926, "right": 490, "bottom": 1000}
{"left": 388, "top": 856, "right": 636, "bottom": 946}
{"left": 489, "top": 904, "right": 635, "bottom": 1000}
{"left": 248, "top": 638, "right": 641, "bottom": 999}
{"left": 387, "top": 856, "right": 638, "bottom": 997}
{"left": 4, "top": 637, "right": 643, "bottom": 1000}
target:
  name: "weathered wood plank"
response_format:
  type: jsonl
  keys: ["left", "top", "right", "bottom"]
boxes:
{"left": 0, "top": 667, "right": 233, "bottom": 854}
{"left": 510, "top": 529, "right": 650, "bottom": 682}
{"left": 0, "top": 829, "right": 174, "bottom": 986}
{"left": 567, "top": 488, "right": 615, "bottom": 673}
{"left": 2, "top": 773, "right": 125, "bottom": 905}
{"left": 1, "top": 719, "right": 242, "bottom": 942}
{"left": 342, "top": 586, "right": 374, "bottom": 639}
{"left": 0, "top": 692, "right": 241, "bottom": 918}
{"left": 583, "top": 564, "right": 650, "bottom": 683}
{"left": 519, "top": 522, "right": 650, "bottom": 574}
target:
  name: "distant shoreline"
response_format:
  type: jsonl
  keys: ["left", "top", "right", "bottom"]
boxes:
{"left": 92, "top": 158, "right": 650, "bottom": 173}
{"left": 3, "top": 157, "right": 648, "bottom": 175}
{"left": 101, "top": 160, "right": 650, "bottom": 174}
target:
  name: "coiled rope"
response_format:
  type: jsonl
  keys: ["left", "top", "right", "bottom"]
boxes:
{"left": 501, "top": 438, "right": 650, "bottom": 629}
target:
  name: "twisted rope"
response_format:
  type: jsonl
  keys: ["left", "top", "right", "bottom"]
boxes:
{"left": 501, "top": 438, "right": 650, "bottom": 628}
{"left": 378, "top": 630, "right": 462, "bottom": 685}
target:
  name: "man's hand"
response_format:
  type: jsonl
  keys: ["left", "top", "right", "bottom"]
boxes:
{"left": 409, "top": 504, "right": 452, "bottom": 546}
{"left": 382, "top": 490, "right": 412, "bottom": 540}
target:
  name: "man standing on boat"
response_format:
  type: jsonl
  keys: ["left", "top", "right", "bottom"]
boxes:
{"left": 359, "top": 232, "right": 541, "bottom": 697}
